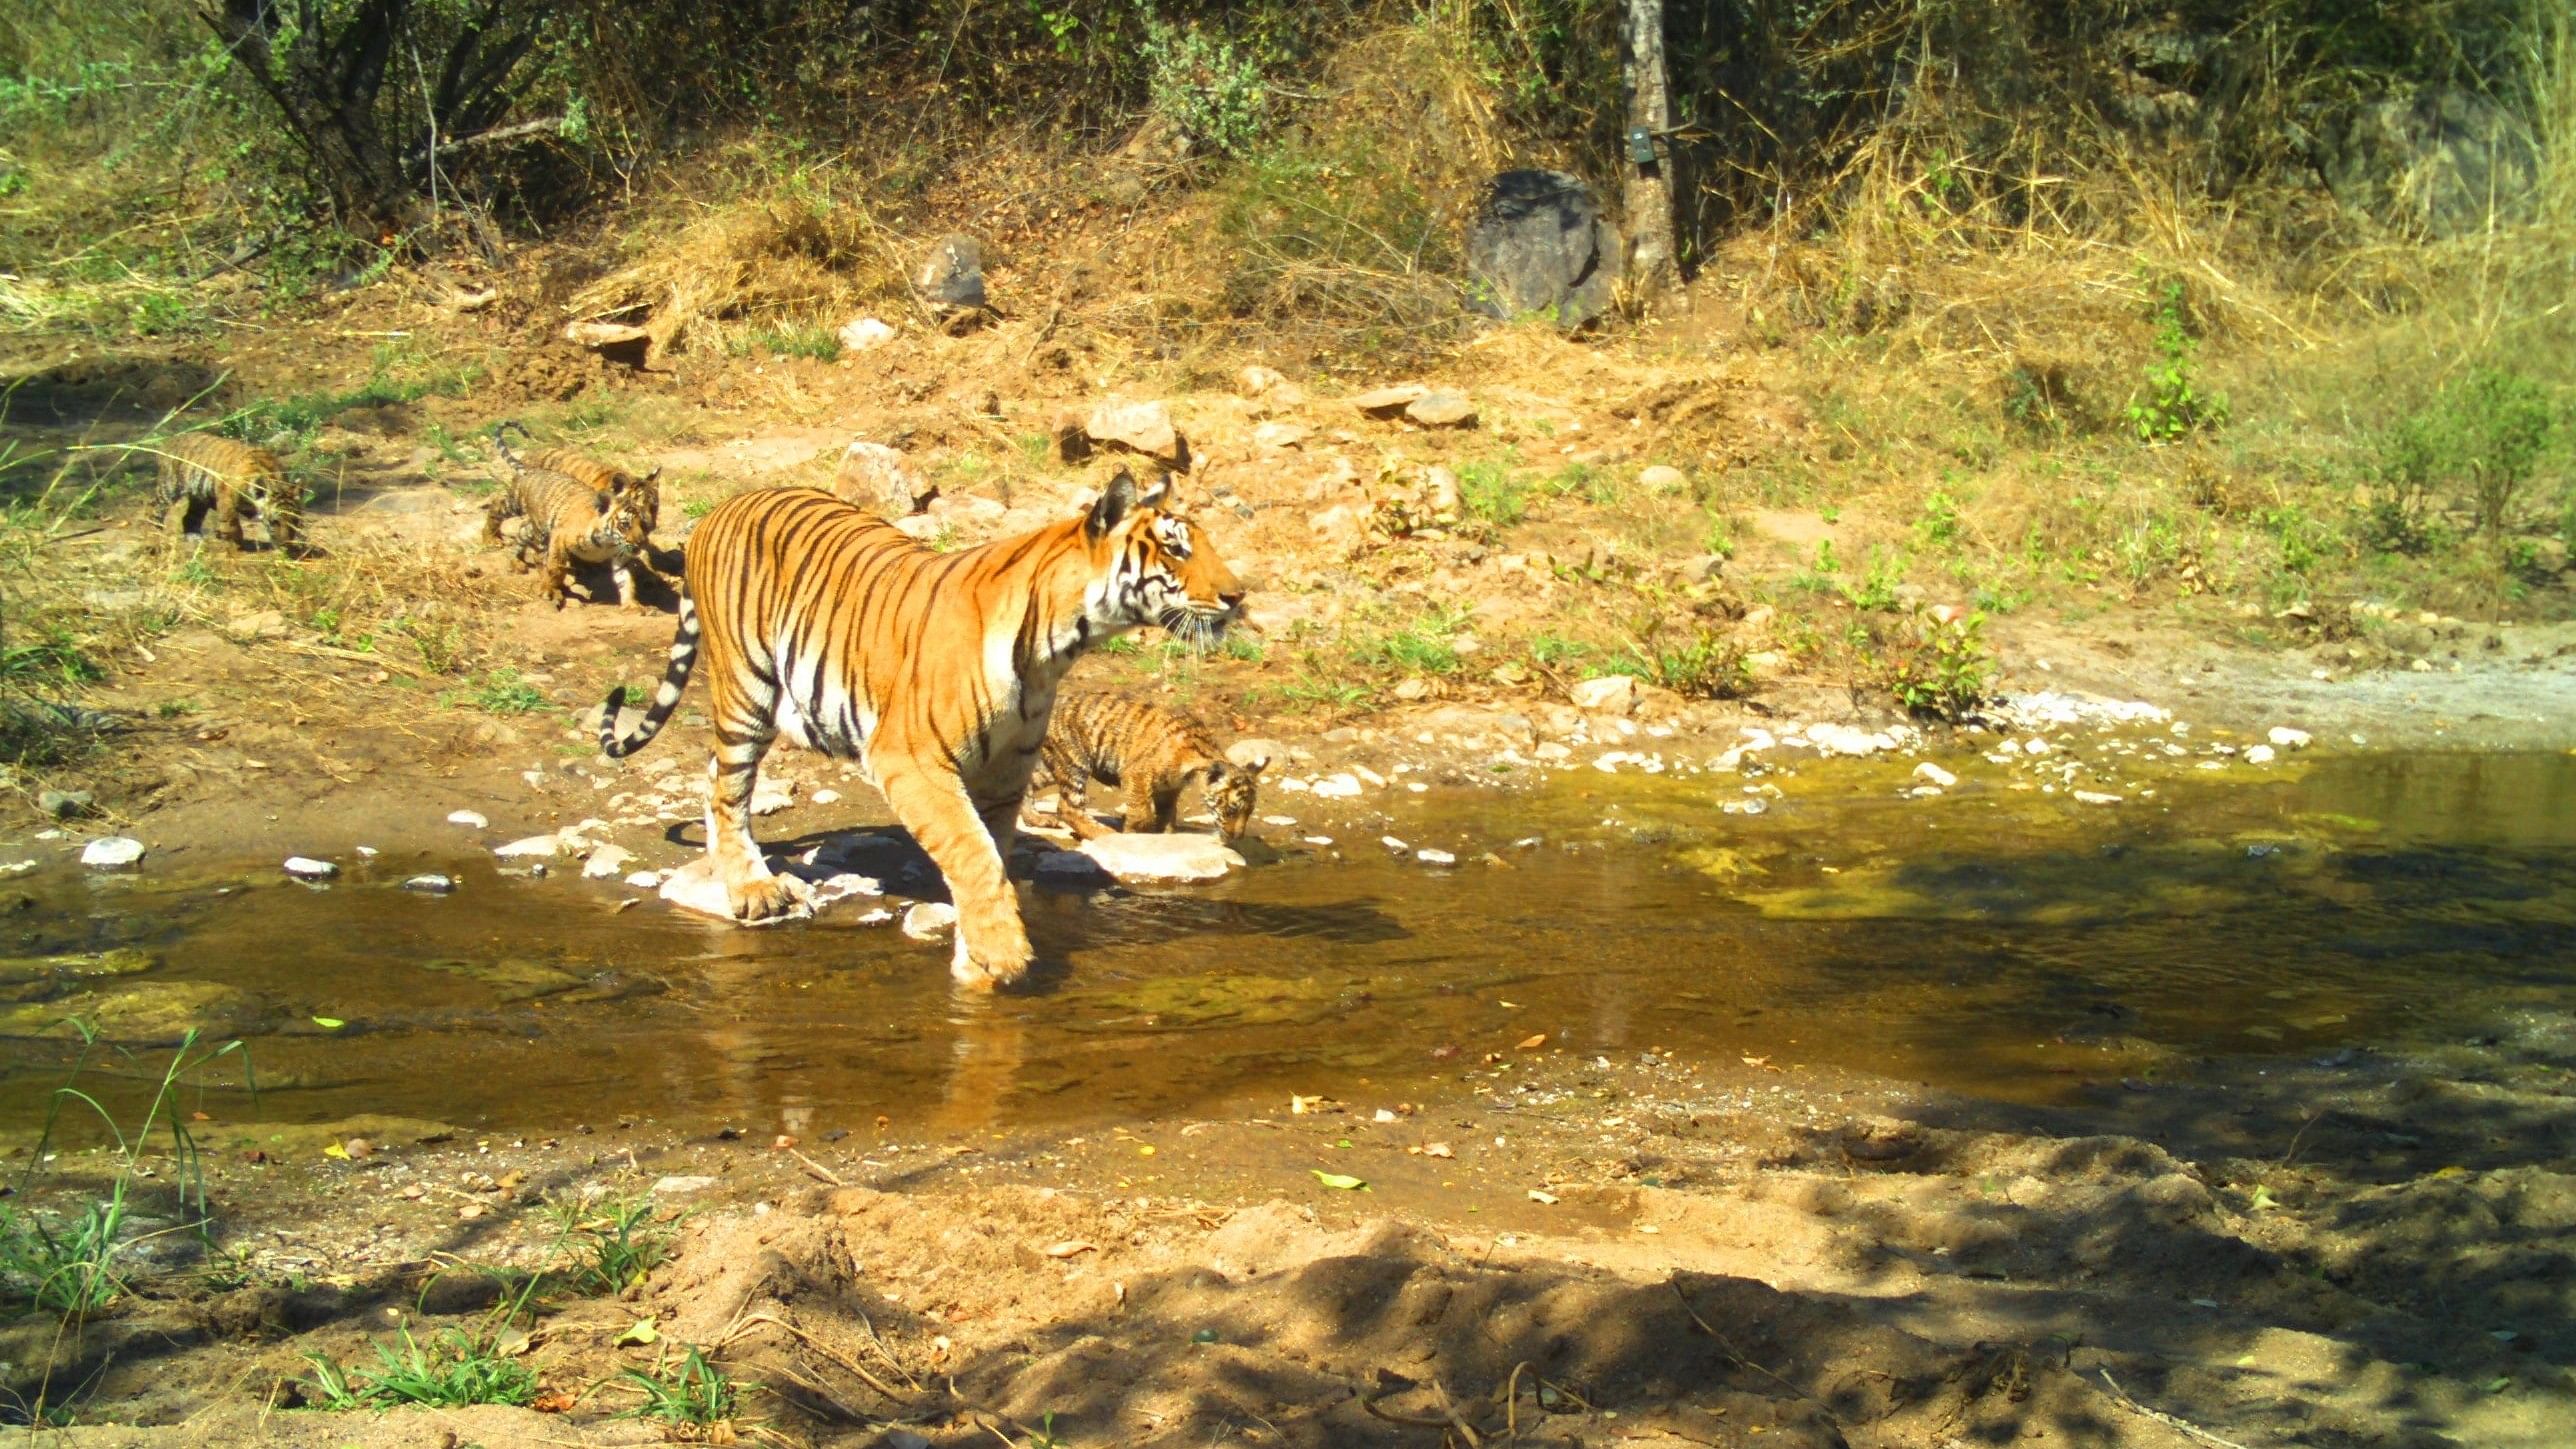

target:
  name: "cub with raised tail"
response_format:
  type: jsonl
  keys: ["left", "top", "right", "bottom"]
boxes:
{"left": 595, "top": 470, "right": 1244, "bottom": 988}
{"left": 1026, "top": 690, "right": 1266, "bottom": 841}
{"left": 484, "top": 423, "right": 654, "bottom": 610}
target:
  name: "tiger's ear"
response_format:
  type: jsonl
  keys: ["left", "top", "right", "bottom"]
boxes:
{"left": 1138, "top": 471, "right": 1173, "bottom": 511}
{"left": 1087, "top": 469, "right": 1138, "bottom": 540}
{"left": 640, "top": 465, "right": 663, "bottom": 487}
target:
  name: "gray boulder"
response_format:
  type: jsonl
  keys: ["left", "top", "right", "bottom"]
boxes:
{"left": 917, "top": 235, "right": 986, "bottom": 311}
{"left": 1465, "top": 170, "right": 1622, "bottom": 330}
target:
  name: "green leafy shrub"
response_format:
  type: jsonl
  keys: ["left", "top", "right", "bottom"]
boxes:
{"left": 2125, "top": 281, "right": 2227, "bottom": 443}
{"left": 2376, "top": 367, "right": 2561, "bottom": 541}
{"left": 1886, "top": 609, "right": 1993, "bottom": 720}
{"left": 1142, "top": 18, "right": 1269, "bottom": 157}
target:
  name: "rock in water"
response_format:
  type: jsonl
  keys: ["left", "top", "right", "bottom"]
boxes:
{"left": 283, "top": 857, "right": 339, "bottom": 880}
{"left": 446, "top": 810, "right": 488, "bottom": 829}
{"left": 1075, "top": 833, "right": 1244, "bottom": 885}
{"left": 900, "top": 901, "right": 957, "bottom": 941}
{"left": 1465, "top": 170, "right": 1623, "bottom": 330}
{"left": 38, "top": 789, "right": 94, "bottom": 821}
{"left": 402, "top": 874, "right": 457, "bottom": 894}
{"left": 916, "top": 234, "right": 986, "bottom": 310}
{"left": 81, "top": 837, "right": 144, "bottom": 870}
{"left": 835, "top": 441, "right": 928, "bottom": 518}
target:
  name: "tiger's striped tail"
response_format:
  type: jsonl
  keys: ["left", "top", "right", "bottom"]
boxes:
{"left": 491, "top": 419, "right": 534, "bottom": 475}
{"left": 599, "top": 588, "right": 701, "bottom": 758}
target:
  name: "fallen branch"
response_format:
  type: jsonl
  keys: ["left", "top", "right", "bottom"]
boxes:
{"left": 416, "top": 115, "right": 565, "bottom": 161}
{"left": 737, "top": 1310, "right": 914, "bottom": 1405}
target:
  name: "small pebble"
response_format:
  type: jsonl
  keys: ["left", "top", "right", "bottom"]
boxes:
{"left": 446, "top": 810, "right": 489, "bottom": 829}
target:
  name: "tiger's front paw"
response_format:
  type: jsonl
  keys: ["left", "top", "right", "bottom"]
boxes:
{"left": 950, "top": 932, "right": 1034, "bottom": 991}
{"left": 728, "top": 874, "right": 810, "bottom": 923}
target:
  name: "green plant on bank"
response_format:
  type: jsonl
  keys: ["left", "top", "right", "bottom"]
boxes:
{"left": 1348, "top": 603, "right": 1470, "bottom": 676}
{"left": 1599, "top": 622, "right": 1752, "bottom": 700}
{"left": 543, "top": 1190, "right": 673, "bottom": 1295}
{"left": 1838, "top": 548, "right": 1907, "bottom": 611}
{"left": 452, "top": 667, "right": 544, "bottom": 714}
{"left": 1454, "top": 460, "right": 1526, "bottom": 529}
{"left": 2125, "top": 280, "right": 2227, "bottom": 443}
{"left": 748, "top": 322, "right": 841, "bottom": 360}
{"left": 1, "top": 1024, "right": 249, "bottom": 1325}
{"left": 1885, "top": 609, "right": 1994, "bottom": 720}
{"left": 619, "top": 1344, "right": 743, "bottom": 1428}
{"left": 2374, "top": 366, "right": 2561, "bottom": 546}
{"left": 1141, "top": 17, "right": 1270, "bottom": 157}
{"left": 302, "top": 1325, "right": 539, "bottom": 1410}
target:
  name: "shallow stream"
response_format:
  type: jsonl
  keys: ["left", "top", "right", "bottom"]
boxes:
{"left": 5, "top": 748, "right": 2572, "bottom": 1140}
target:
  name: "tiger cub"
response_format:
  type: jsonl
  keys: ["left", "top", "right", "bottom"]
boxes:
{"left": 514, "top": 436, "right": 663, "bottom": 536}
{"left": 1026, "top": 691, "right": 1267, "bottom": 842}
{"left": 154, "top": 433, "right": 303, "bottom": 553}
{"left": 485, "top": 424, "right": 654, "bottom": 611}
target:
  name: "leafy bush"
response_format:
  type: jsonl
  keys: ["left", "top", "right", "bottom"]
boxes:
{"left": 1886, "top": 609, "right": 1993, "bottom": 720}
{"left": 1142, "top": 18, "right": 1270, "bottom": 157}
{"left": 303, "top": 1327, "right": 539, "bottom": 1409}
{"left": 2126, "top": 281, "right": 2227, "bottom": 443}
{"left": 1455, "top": 461, "right": 1527, "bottom": 528}
{"left": 2376, "top": 367, "right": 2561, "bottom": 540}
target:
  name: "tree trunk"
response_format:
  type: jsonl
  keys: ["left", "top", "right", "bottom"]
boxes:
{"left": 1622, "top": 0, "right": 1680, "bottom": 301}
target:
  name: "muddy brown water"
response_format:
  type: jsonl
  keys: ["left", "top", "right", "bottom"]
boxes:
{"left": 5, "top": 749, "right": 2573, "bottom": 1141}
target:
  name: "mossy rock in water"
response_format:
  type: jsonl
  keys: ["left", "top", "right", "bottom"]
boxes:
{"left": 418, "top": 957, "right": 585, "bottom": 1002}
{"left": 1675, "top": 845, "right": 1770, "bottom": 882}
{"left": 0, "top": 948, "right": 156, "bottom": 1002}
{"left": 1087, "top": 972, "right": 1349, "bottom": 1028}
{"left": 0, "top": 980, "right": 263, "bottom": 1044}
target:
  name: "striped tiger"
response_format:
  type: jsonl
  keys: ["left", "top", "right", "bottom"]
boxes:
{"left": 153, "top": 433, "right": 303, "bottom": 553}
{"left": 485, "top": 424, "right": 655, "bottom": 611}
{"left": 596, "top": 470, "right": 1245, "bottom": 988}
{"left": 499, "top": 424, "right": 663, "bottom": 535}
{"left": 1024, "top": 690, "right": 1267, "bottom": 842}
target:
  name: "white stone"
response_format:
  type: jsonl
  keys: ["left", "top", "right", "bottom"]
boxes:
{"left": 582, "top": 844, "right": 637, "bottom": 880}
{"left": 1311, "top": 773, "right": 1363, "bottom": 799}
{"left": 2242, "top": 744, "right": 2278, "bottom": 765}
{"left": 1252, "top": 421, "right": 1309, "bottom": 450}
{"left": 624, "top": 870, "right": 666, "bottom": 890}
{"left": 1416, "top": 849, "right": 1458, "bottom": 866}
{"left": 1381, "top": 835, "right": 1409, "bottom": 852}
{"left": 811, "top": 788, "right": 842, "bottom": 806}
{"left": 1638, "top": 464, "right": 1688, "bottom": 492}
{"left": 901, "top": 901, "right": 958, "bottom": 940}
{"left": 1912, "top": 762, "right": 1958, "bottom": 789}
{"left": 446, "top": 810, "right": 489, "bottom": 829}
{"left": 0, "top": 861, "right": 33, "bottom": 876}
{"left": 837, "top": 316, "right": 897, "bottom": 352}
{"left": 2073, "top": 790, "right": 2124, "bottom": 805}
{"left": 2022, "top": 738, "right": 2051, "bottom": 756}
{"left": 402, "top": 873, "right": 457, "bottom": 894}
{"left": 283, "top": 857, "right": 338, "bottom": 879}
{"left": 1569, "top": 675, "right": 1637, "bottom": 714}
{"left": 81, "top": 837, "right": 144, "bottom": 869}
{"left": 650, "top": 1175, "right": 718, "bottom": 1196}
{"left": 1303, "top": 835, "right": 1335, "bottom": 847}
{"left": 1808, "top": 723, "right": 1901, "bottom": 758}
{"left": 1075, "top": 833, "right": 1243, "bottom": 885}
{"left": 1085, "top": 398, "right": 1181, "bottom": 460}
{"left": 1534, "top": 741, "right": 1572, "bottom": 762}
{"left": 2266, "top": 727, "right": 2312, "bottom": 751}
{"left": 494, "top": 833, "right": 561, "bottom": 860}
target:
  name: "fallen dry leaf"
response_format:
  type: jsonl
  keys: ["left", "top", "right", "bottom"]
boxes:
{"left": 1044, "top": 1240, "right": 1098, "bottom": 1259}
{"left": 1518, "top": 1033, "right": 1548, "bottom": 1051}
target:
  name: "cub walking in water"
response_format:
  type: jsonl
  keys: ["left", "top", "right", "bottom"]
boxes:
{"left": 484, "top": 422, "right": 656, "bottom": 610}
{"left": 1026, "top": 690, "right": 1266, "bottom": 841}
{"left": 153, "top": 433, "right": 303, "bottom": 553}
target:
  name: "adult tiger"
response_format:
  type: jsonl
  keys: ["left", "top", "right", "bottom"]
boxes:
{"left": 596, "top": 470, "right": 1244, "bottom": 988}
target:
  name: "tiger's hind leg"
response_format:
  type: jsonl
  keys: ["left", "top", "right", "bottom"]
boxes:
{"left": 878, "top": 758, "right": 1033, "bottom": 990}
